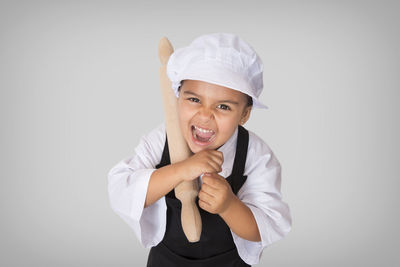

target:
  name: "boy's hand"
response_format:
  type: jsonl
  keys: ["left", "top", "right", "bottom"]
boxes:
{"left": 198, "top": 172, "right": 235, "bottom": 215}
{"left": 179, "top": 150, "right": 224, "bottom": 181}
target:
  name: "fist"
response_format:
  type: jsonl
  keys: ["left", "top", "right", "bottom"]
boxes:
{"left": 180, "top": 150, "right": 224, "bottom": 181}
{"left": 198, "top": 172, "right": 235, "bottom": 214}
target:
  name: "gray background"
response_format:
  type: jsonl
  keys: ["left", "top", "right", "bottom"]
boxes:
{"left": 1, "top": 0, "right": 399, "bottom": 266}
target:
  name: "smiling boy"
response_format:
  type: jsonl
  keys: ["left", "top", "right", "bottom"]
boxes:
{"left": 108, "top": 33, "right": 292, "bottom": 266}
{"left": 178, "top": 79, "right": 252, "bottom": 153}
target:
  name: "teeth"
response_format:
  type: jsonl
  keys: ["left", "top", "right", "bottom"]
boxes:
{"left": 194, "top": 125, "right": 214, "bottom": 133}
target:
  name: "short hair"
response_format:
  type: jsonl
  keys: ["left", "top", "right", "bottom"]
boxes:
{"left": 246, "top": 95, "right": 253, "bottom": 107}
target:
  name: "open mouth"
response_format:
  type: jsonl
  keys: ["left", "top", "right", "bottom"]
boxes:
{"left": 191, "top": 125, "right": 216, "bottom": 145}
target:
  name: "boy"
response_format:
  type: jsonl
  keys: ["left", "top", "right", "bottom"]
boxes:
{"left": 108, "top": 33, "right": 291, "bottom": 266}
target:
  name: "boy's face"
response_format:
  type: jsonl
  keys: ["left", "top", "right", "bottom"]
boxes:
{"left": 177, "top": 79, "right": 251, "bottom": 153}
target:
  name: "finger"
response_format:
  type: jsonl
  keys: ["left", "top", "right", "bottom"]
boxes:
{"left": 202, "top": 174, "right": 219, "bottom": 188}
{"left": 198, "top": 188, "right": 215, "bottom": 203}
{"left": 211, "top": 172, "right": 227, "bottom": 182}
{"left": 200, "top": 182, "right": 219, "bottom": 197}
{"left": 198, "top": 199, "right": 211, "bottom": 212}
{"left": 202, "top": 150, "right": 223, "bottom": 165}
{"left": 207, "top": 159, "right": 222, "bottom": 173}
{"left": 201, "top": 156, "right": 221, "bottom": 173}
{"left": 203, "top": 175, "right": 225, "bottom": 191}
{"left": 204, "top": 171, "right": 224, "bottom": 180}
{"left": 216, "top": 150, "right": 224, "bottom": 163}
{"left": 209, "top": 151, "right": 224, "bottom": 166}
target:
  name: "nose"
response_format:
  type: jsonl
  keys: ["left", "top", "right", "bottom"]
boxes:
{"left": 197, "top": 106, "right": 214, "bottom": 122}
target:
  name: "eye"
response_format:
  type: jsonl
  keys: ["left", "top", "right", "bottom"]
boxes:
{"left": 217, "top": 104, "right": 231, "bottom": 111}
{"left": 187, "top": 97, "right": 200, "bottom": 103}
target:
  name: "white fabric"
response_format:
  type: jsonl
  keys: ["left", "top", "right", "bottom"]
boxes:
{"left": 166, "top": 33, "right": 268, "bottom": 110}
{"left": 107, "top": 123, "right": 291, "bottom": 265}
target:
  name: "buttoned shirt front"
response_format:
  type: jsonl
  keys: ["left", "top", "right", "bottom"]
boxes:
{"left": 107, "top": 123, "right": 291, "bottom": 265}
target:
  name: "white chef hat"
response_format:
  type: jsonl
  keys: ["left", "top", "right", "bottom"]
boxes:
{"left": 166, "top": 33, "right": 268, "bottom": 109}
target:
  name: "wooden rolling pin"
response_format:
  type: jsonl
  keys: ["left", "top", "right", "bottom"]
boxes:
{"left": 158, "top": 37, "right": 202, "bottom": 242}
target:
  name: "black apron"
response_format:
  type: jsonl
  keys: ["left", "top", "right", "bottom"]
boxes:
{"left": 147, "top": 125, "right": 251, "bottom": 267}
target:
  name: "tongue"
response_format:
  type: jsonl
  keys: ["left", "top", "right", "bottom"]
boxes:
{"left": 195, "top": 128, "right": 214, "bottom": 142}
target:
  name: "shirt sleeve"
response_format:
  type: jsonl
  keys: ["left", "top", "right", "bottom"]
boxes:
{"left": 231, "top": 133, "right": 292, "bottom": 265}
{"left": 107, "top": 124, "right": 167, "bottom": 248}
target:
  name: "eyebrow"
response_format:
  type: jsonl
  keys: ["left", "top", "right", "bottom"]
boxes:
{"left": 183, "top": 90, "right": 240, "bottom": 105}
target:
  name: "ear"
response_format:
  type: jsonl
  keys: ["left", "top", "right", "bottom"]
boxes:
{"left": 239, "top": 106, "right": 252, "bottom": 126}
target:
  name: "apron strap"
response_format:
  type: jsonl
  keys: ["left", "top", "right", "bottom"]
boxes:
{"left": 156, "top": 133, "right": 171, "bottom": 169}
{"left": 230, "top": 125, "right": 249, "bottom": 195}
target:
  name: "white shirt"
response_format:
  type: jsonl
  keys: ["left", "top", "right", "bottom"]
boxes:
{"left": 107, "top": 123, "right": 291, "bottom": 265}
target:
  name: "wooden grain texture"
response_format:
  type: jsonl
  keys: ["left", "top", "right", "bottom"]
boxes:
{"left": 158, "top": 37, "right": 202, "bottom": 242}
